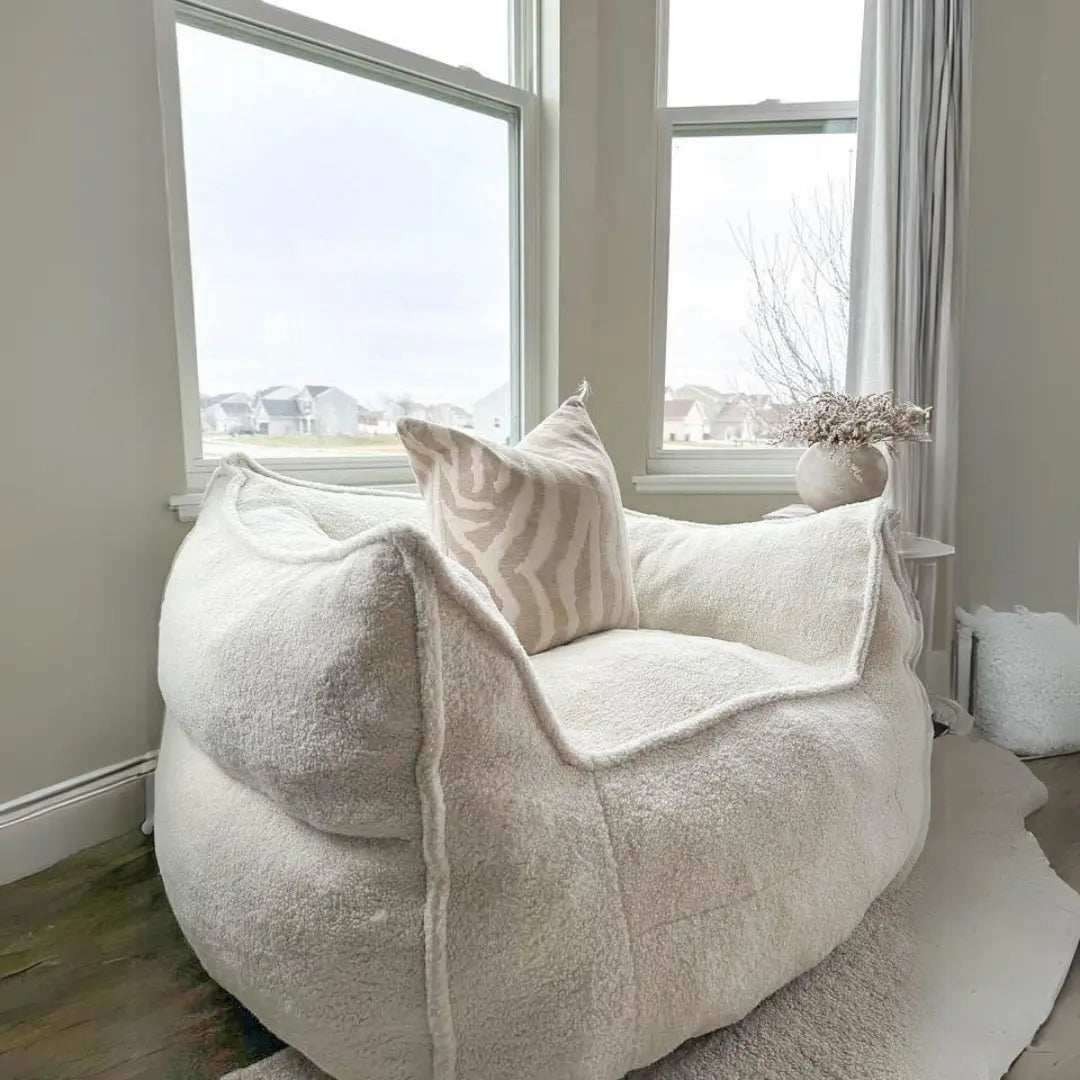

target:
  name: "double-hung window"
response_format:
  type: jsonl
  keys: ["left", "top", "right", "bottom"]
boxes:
{"left": 645, "top": 0, "right": 863, "bottom": 491}
{"left": 157, "top": 0, "right": 538, "bottom": 492}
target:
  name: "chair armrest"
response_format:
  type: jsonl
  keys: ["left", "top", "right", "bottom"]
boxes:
{"left": 393, "top": 528, "right": 587, "bottom": 767}
{"left": 625, "top": 500, "right": 897, "bottom": 668}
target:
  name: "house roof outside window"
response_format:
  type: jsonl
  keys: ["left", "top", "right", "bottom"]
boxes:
{"left": 664, "top": 398, "right": 705, "bottom": 421}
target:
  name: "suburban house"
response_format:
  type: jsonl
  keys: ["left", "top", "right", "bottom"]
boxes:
{"left": 663, "top": 398, "right": 708, "bottom": 442}
{"left": 669, "top": 384, "right": 732, "bottom": 416}
{"left": 472, "top": 383, "right": 511, "bottom": 444}
{"left": 709, "top": 401, "right": 755, "bottom": 443}
{"left": 426, "top": 403, "right": 474, "bottom": 429}
{"left": 201, "top": 392, "right": 254, "bottom": 434}
{"left": 250, "top": 384, "right": 359, "bottom": 437}
{"left": 666, "top": 384, "right": 787, "bottom": 443}
{"left": 251, "top": 395, "right": 303, "bottom": 437}
{"left": 382, "top": 399, "right": 429, "bottom": 425}
{"left": 357, "top": 406, "right": 395, "bottom": 435}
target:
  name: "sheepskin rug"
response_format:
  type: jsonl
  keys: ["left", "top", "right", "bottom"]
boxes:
{"left": 225, "top": 735, "right": 1080, "bottom": 1080}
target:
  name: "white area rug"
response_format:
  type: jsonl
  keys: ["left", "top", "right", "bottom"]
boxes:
{"left": 224, "top": 736, "right": 1080, "bottom": 1080}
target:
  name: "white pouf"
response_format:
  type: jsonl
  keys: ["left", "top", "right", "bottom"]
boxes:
{"left": 958, "top": 605, "right": 1080, "bottom": 756}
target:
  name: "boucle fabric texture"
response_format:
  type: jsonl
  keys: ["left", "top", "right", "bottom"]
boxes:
{"left": 155, "top": 455, "right": 931, "bottom": 1080}
{"left": 397, "top": 392, "right": 638, "bottom": 654}
{"left": 224, "top": 735, "right": 1080, "bottom": 1080}
{"left": 958, "top": 605, "right": 1080, "bottom": 756}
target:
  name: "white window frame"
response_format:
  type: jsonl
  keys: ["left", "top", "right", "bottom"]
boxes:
{"left": 638, "top": 1, "right": 858, "bottom": 494}
{"left": 154, "top": 0, "right": 540, "bottom": 493}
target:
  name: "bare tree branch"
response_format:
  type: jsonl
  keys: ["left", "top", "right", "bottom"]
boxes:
{"left": 730, "top": 174, "right": 853, "bottom": 405}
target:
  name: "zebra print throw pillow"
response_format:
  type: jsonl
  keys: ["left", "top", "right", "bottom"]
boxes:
{"left": 397, "top": 391, "right": 639, "bottom": 655}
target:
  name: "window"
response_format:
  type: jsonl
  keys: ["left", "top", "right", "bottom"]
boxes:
{"left": 666, "top": 0, "right": 863, "bottom": 107}
{"left": 159, "top": 0, "right": 537, "bottom": 487}
{"left": 649, "top": 0, "right": 863, "bottom": 480}
{"left": 266, "top": 1, "right": 511, "bottom": 82}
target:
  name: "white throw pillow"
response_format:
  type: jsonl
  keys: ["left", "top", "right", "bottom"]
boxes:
{"left": 397, "top": 391, "right": 639, "bottom": 654}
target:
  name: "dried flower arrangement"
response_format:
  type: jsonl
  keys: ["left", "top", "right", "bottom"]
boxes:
{"left": 775, "top": 392, "right": 932, "bottom": 454}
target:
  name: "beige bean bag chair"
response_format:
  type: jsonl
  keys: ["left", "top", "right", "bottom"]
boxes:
{"left": 155, "top": 457, "right": 931, "bottom": 1080}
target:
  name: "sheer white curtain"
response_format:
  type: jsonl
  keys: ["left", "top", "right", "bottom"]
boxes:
{"left": 848, "top": 0, "right": 971, "bottom": 659}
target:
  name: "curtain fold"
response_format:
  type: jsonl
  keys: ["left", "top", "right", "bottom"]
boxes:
{"left": 848, "top": 0, "right": 971, "bottom": 659}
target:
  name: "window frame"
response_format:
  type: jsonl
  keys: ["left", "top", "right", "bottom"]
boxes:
{"left": 154, "top": 0, "right": 540, "bottom": 492}
{"left": 641, "top": 1, "right": 859, "bottom": 493}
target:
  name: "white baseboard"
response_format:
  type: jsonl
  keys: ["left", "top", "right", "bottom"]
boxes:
{"left": 0, "top": 753, "right": 157, "bottom": 886}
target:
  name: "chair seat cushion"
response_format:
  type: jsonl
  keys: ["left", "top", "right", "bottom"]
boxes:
{"left": 532, "top": 627, "right": 828, "bottom": 756}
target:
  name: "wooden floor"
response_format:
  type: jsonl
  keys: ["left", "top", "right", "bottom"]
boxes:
{"left": 2, "top": 752, "right": 1079, "bottom": 1080}
{"left": 0, "top": 832, "right": 281, "bottom": 1079}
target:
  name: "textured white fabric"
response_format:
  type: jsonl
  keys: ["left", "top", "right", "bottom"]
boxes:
{"left": 156, "top": 456, "right": 931, "bottom": 1080}
{"left": 223, "top": 734, "right": 1080, "bottom": 1080}
{"left": 398, "top": 392, "right": 638, "bottom": 654}
{"left": 958, "top": 606, "right": 1080, "bottom": 756}
{"left": 531, "top": 629, "right": 829, "bottom": 754}
{"left": 626, "top": 506, "right": 890, "bottom": 668}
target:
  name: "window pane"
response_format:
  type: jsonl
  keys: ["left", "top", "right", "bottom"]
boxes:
{"left": 663, "top": 131, "right": 856, "bottom": 447}
{"left": 267, "top": 0, "right": 510, "bottom": 84}
{"left": 667, "top": 0, "right": 863, "bottom": 106}
{"left": 177, "top": 26, "right": 513, "bottom": 461}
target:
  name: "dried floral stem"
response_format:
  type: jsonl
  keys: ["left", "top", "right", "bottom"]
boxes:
{"left": 775, "top": 391, "right": 932, "bottom": 454}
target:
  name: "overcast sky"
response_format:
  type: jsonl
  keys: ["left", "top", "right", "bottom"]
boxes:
{"left": 178, "top": 0, "right": 862, "bottom": 410}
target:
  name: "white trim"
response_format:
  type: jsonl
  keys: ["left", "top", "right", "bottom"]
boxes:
{"left": 535, "top": 0, "right": 563, "bottom": 416}
{"left": 169, "top": 492, "right": 204, "bottom": 523}
{"left": 512, "top": 0, "right": 540, "bottom": 449}
{"left": 632, "top": 472, "right": 799, "bottom": 495}
{"left": 508, "top": 104, "right": 524, "bottom": 437}
{"left": 185, "top": 454, "right": 416, "bottom": 485}
{"left": 520, "top": 91, "right": 544, "bottom": 432}
{"left": 647, "top": 446, "right": 803, "bottom": 472}
{"left": 178, "top": 0, "right": 531, "bottom": 110}
{"left": 0, "top": 754, "right": 158, "bottom": 886}
{"left": 647, "top": 114, "right": 673, "bottom": 458}
{"left": 156, "top": 0, "right": 541, "bottom": 493}
{"left": 511, "top": 0, "right": 537, "bottom": 93}
{"left": 155, "top": 0, "right": 205, "bottom": 478}
{"left": 666, "top": 100, "right": 858, "bottom": 129}
{"left": 0, "top": 752, "right": 157, "bottom": 824}
{"left": 169, "top": 475, "right": 420, "bottom": 521}
{"left": 654, "top": 0, "right": 669, "bottom": 108}
{"left": 645, "top": 0, "right": 861, "bottom": 489}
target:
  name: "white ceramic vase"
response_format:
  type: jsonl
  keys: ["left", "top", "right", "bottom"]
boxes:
{"left": 795, "top": 443, "right": 889, "bottom": 512}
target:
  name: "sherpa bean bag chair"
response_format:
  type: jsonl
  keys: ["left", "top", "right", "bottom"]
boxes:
{"left": 154, "top": 457, "right": 932, "bottom": 1080}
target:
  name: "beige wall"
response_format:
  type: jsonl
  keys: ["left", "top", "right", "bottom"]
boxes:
{"left": 956, "top": 0, "right": 1080, "bottom": 617}
{"left": 0, "top": 1, "right": 188, "bottom": 803}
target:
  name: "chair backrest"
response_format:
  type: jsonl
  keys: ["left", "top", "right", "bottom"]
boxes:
{"left": 159, "top": 457, "right": 435, "bottom": 837}
{"left": 217, "top": 453, "right": 430, "bottom": 537}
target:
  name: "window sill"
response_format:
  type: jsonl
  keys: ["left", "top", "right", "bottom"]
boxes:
{"left": 633, "top": 447, "right": 801, "bottom": 495}
{"left": 169, "top": 464, "right": 420, "bottom": 523}
{"left": 169, "top": 493, "right": 204, "bottom": 523}
{"left": 631, "top": 473, "right": 798, "bottom": 495}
